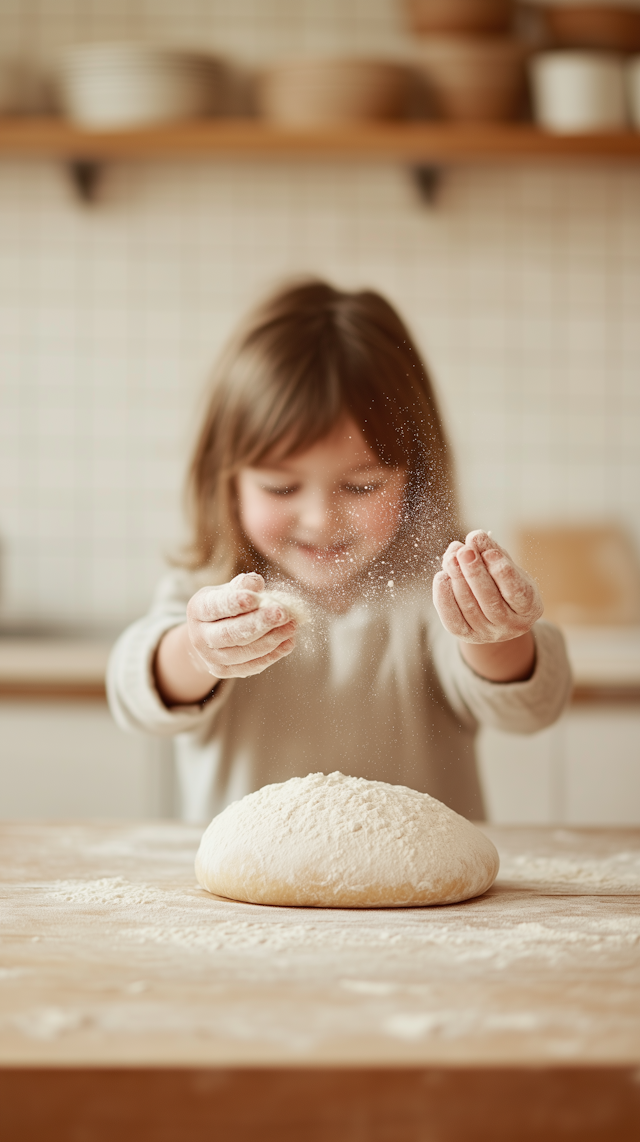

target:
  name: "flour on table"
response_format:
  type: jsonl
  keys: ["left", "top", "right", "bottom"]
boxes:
{"left": 498, "top": 851, "right": 640, "bottom": 891}
{"left": 258, "top": 589, "right": 310, "bottom": 627}
{"left": 46, "top": 877, "right": 168, "bottom": 907}
{"left": 195, "top": 771, "right": 499, "bottom": 908}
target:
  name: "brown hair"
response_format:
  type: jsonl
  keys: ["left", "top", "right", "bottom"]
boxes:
{"left": 183, "top": 279, "right": 460, "bottom": 583}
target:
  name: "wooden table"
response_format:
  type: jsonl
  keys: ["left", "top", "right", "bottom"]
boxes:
{"left": 1, "top": 822, "right": 640, "bottom": 1140}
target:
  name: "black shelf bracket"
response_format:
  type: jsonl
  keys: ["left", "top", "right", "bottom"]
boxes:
{"left": 412, "top": 164, "right": 443, "bottom": 205}
{"left": 68, "top": 160, "right": 102, "bottom": 203}
{"left": 65, "top": 159, "right": 443, "bottom": 205}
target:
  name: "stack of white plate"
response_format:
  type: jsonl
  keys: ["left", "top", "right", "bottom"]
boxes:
{"left": 57, "top": 43, "right": 222, "bottom": 129}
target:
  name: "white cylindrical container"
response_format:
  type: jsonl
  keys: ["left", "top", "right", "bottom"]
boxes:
{"left": 628, "top": 56, "right": 640, "bottom": 129}
{"left": 530, "top": 51, "right": 627, "bottom": 133}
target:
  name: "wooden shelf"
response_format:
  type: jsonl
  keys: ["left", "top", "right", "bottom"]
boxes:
{"left": 1, "top": 116, "right": 640, "bottom": 163}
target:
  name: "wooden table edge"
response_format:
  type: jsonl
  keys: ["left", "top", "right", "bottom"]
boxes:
{"left": 2, "top": 1063, "right": 639, "bottom": 1141}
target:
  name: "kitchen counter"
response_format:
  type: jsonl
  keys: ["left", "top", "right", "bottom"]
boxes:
{"left": 565, "top": 626, "right": 640, "bottom": 703}
{"left": 1, "top": 626, "right": 639, "bottom": 703}
{"left": 1, "top": 821, "right": 640, "bottom": 1140}
{"left": 0, "top": 637, "right": 112, "bottom": 699}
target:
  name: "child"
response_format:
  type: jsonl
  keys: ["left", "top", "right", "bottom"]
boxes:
{"left": 108, "top": 280, "right": 572, "bottom": 823}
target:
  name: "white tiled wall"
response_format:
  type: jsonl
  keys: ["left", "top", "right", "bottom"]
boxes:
{"left": 1, "top": 1, "right": 640, "bottom": 631}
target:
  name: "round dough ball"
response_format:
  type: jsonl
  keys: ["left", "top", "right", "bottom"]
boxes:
{"left": 195, "top": 771, "right": 499, "bottom": 908}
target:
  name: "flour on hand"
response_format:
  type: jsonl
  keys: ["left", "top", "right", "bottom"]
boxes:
{"left": 195, "top": 771, "right": 499, "bottom": 908}
{"left": 258, "top": 589, "right": 310, "bottom": 627}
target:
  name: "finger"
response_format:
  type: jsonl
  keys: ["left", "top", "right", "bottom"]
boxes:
{"left": 478, "top": 547, "right": 543, "bottom": 619}
{"left": 456, "top": 546, "right": 513, "bottom": 625}
{"left": 442, "top": 543, "right": 498, "bottom": 632}
{"left": 432, "top": 571, "right": 473, "bottom": 639}
{"left": 214, "top": 638, "right": 296, "bottom": 680}
{"left": 213, "top": 623, "right": 297, "bottom": 665}
{"left": 234, "top": 638, "right": 296, "bottom": 678}
{"left": 441, "top": 540, "right": 464, "bottom": 571}
{"left": 466, "top": 531, "right": 543, "bottom": 619}
{"left": 230, "top": 572, "right": 265, "bottom": 591}
{"left": 466, "top": 530, "right": 502, "bottom": 556}
{"left": 445, "top": 553, "right": 496, "bottom": 635}
{"left": 200, "top": 608, "right": 293, "bottom": 651}
{"left": 190, "top": 583, "right": 264, "bottom": 623}
{"left": 442, "top": 542, "right": 469, "bottom": 581}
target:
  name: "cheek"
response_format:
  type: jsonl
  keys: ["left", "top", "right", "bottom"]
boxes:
{"left": 349, "top": 488, "right": 405, "bottom": 542}
{"left": 238, "top": 490, "right": 291, "bottom": 547}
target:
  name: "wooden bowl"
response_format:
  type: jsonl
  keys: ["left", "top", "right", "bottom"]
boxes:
{"left": 545, "top": 5, "right": 640, "bottom": 53}
{"left": 415, "top": 36, "right": 526, "bottom": 120}
{"left": 404, "top": 0, "right": 514, "bottom": 35}
{"left": 258, "top": 58, "right": 409, "bottom": 125}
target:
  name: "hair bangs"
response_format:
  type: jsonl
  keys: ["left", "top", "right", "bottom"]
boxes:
{"left": 245, "top": 345, "right": 346, "bottom": 470}
{"left": 335, "top": 327, "right": 429, "bottom": 475}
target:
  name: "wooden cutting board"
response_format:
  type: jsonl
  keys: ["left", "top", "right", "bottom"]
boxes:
{"left": 513, "top": 524, "right": 640, "bottom": 626}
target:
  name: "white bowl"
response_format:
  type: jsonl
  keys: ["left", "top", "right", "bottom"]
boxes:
{"left": 627, "top": 56, "right": 640, "bottom": 128}
{"left": 530, "top": 50, "right": 628, "bottom": 132}
{"left": 57, "top": 43, "right": 222, "bottom": 128}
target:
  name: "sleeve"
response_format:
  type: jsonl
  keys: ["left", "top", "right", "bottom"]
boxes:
{"left": 106, "top": 569, "right": 236, "bottom": 737}
{"left": 428, "top": 614, "right": 573, "bottom": 735}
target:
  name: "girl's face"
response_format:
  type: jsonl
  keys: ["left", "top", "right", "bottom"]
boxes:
{"left": 237, "top": 417, "right": 407, "bottom": 592}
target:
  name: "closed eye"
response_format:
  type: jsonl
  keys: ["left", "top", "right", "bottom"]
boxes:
{"left": 262, "top": 484, "right": 299, "bottom": 496}
{"left": 343, "top": 482, "right": 383, "bottom": 495}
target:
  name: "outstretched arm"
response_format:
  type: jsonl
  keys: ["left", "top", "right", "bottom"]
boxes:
{"left": 155, "top": 572, "right": 298, "bottom": 706}
{"left": 432, "top": 530, "right": 543, "bottom": 683}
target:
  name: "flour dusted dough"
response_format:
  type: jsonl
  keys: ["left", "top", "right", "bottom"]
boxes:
{"left": 195, "top": 771, "right": 499, "bottom": 908}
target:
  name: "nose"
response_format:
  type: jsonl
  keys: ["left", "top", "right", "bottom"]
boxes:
{"left": 296, "top": 487, "right": 341, "bottom": 540}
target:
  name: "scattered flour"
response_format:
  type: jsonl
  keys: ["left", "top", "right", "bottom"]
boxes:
{"left": 122, "top": 915, "right": 640, "bottom": 972}
{"left": 45, "top": 877, "right": 169, "bottom": 908}
{"left": 498, "top": 852, "right": 640, "bottom": 891}
{"left": 0, "top": 967, "right": 28, "bottom": 981}
{"left": 383, "top": 1009, "right": 551, "bottom": 1042}
{"left": 13, "top": 1007, "right": 86, "bottom": 1041}
{"left": 7, "top": 822, "right": 639, "bottom": 1060}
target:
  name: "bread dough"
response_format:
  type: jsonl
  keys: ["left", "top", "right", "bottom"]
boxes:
{"left": 258, "top": 589, "right": 310, "bottom": 627}
{"left": 195, "top": 771, "right": 499, "bottom": 908}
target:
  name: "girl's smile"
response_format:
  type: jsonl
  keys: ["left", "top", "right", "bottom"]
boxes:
{"left": 236, "top": 417, "right": 407, "bottom": 591}
{"left": 293, "top": 542, "right": 351, "bottom": 563}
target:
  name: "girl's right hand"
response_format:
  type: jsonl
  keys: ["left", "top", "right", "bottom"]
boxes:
{"left": 186, "top": 572, "right": 298, "bottom": 680}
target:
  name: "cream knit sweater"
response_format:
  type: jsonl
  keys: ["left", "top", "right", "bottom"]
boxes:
{"left": 108, "top": 570, "right": 572, "bottom": 823}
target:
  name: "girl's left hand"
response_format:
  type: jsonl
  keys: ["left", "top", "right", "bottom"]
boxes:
{"left": 433, "top": 530, "right": 543, "bottom": 644}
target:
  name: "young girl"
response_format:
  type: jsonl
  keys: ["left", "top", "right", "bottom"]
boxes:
{"left": 108, "top": 280, "right": 572, "bottom": 823}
